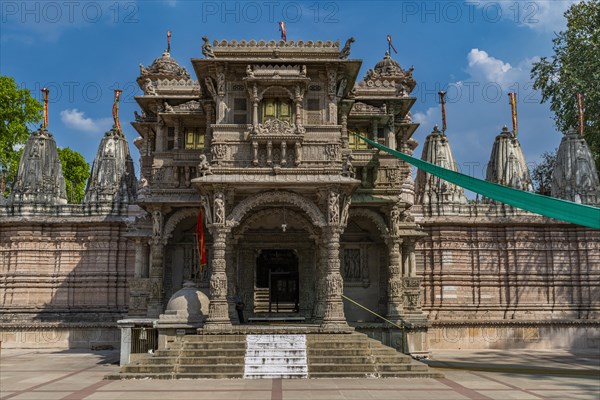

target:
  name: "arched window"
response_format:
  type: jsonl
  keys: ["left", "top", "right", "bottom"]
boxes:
{"left": 260, "top": 98, "right": 293, "bottom": 123}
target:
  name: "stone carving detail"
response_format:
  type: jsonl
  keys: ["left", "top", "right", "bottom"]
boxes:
{"left": 229, "top": 191, "right": 327, "bottom": 228}
{"left": 211, "top": 144, "right": 228, "bottom": 161}
{"left": 341, "top": 154, "right": 354, "bottom": 178}
{"left": 172, "top": 100, "right": 202, "bottom": 113}
{"left": 340, "top": 194, "right": 351, "bottom": 226}
{"left": 202, "top": 36, "right": 215, "bottom": 58}
{"left": 390, "top": 206, "right": 401, "bottom": 237}
{"left": 143, "top": 79, "right": 157, "bottom": 95}
{"left": 200, "top": 195, "right": 213, "bottom": 224}
{"left": 255, "top": 118, "right": 295, "bottom": 135}
{"left": 197, "top": 154, "right": 213, "bottom": 177}
{"left": 213, "top": 192, "right": 225, "bottom": 224}
{"left": 328, "top": 191, "right": 340, "bottom": 224}
{"left": 152, "top": 210, "right": 163, "bottom": 239}
{"left": 204, "top": 77, "right": 217, "bottom": 100}
{"left": 213, "top": 39, "right": 340, "bottom": 49}
{"left": 339, "top": 37, "right": 355, "bottom": 60}
{"left": 139, "top": 50, "right": 190, "bottom": 80}
{"left": 210, "top": 271, "right": 227, "bottom": 297}
{"left": 325, "top": 144, "right": 340, "bottom": 160}
{"left": 349, "top": 208, "right": 389, "bottom": 238}
{"left": 341, "top": 248, "right": 368, "bottom": 283}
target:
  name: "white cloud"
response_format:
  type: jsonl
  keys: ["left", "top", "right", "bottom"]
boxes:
{"left": 413, "top": 106, "right": 441, "bottom": 129}
{"left": 164, "top": 0, "right": 177, "bottom": 6}
{"left": 60, "top": 109, "right": 112, "bottom": 134}
{"left": 466, "top": 49, "right": 538, "bottom": 90}
{"left": 474, "top": 0, "right": 580, "bottom": 32}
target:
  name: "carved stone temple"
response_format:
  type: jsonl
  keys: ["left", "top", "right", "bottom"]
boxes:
{"left": 1, "top": 38, "right": 599, "bottom": 365}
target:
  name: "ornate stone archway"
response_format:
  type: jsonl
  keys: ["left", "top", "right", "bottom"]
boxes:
{"left": 228, "top": 190, "right": 327, "bottom": 228}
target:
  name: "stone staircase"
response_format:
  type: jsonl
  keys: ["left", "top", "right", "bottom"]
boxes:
{"left": 253, "top": 288, "right": 297, "bottom": 313}
{"left": 112, "top": 332, "right": 441, "bottom": 379}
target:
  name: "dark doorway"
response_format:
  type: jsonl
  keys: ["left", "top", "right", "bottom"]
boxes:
{"left": 256, "top": 249, "right": 299, "bottom": 313}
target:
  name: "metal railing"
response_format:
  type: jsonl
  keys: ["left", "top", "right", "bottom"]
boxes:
{"left": 131, "top": 327, "right": 158, "bottom": 354}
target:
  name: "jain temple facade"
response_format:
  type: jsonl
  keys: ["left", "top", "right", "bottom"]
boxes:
{"left": 1, "top": 38, "right": 599, "bottom": 376}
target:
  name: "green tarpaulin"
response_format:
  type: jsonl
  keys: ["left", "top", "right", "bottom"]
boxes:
{"left": 351, "top": 132, "right": 600, "bottom": 229}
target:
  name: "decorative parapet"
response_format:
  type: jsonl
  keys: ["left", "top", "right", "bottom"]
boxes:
{"left": 214, "top": 39, "right": 339, "bottom": 49}
{"left": 154, "top": 79, "right": 201, "bottom": 95}
{"left": 209, "top": 39, "right": 341, "bottom": 59}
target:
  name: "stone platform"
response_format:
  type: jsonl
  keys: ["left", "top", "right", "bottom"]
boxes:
{"left": 111, "top": 331, "right": 441, "bottom": 379}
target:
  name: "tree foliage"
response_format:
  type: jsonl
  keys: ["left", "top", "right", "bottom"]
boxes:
{"left": 531, "top": 149, "right": 557, "bottom": 196}
{"left": 0, "top": 75, "right": 42, "bottom": 193}
{"left": 57, "top": 147, "right": 90, "bottom": 204}
{"left": 531, "top": 0, "right": 600, "bottom": 170}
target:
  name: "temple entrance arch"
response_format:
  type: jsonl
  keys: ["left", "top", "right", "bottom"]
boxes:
{"left": 231, "top": 199, "right": 321, "bottom": 320}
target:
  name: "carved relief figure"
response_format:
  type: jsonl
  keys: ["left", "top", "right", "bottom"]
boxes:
{"left": 152, "top": 210, "right": 162, "bottom": 238}
{"left": 163, "top": 101, "right": 174, "bottom": 113}
{"left": 143, "top": 79, "right": 157, "bottom": 95}
{"left": 342, "top": 154, "right": 355, "bottom": 178}
{"left": 197, "top": 154, "right": 212, "bottom": 177}
{"left": 328, "top": 191, "right": 340, "bottom": 224}
{"left": 246, "top": 65, "right": 254, "bottom": 77}
{"left": 339, "top": 37, "right": 355, "bottom": 60}
{"left": 200, "top": 195, "right": 213, "bottom": 224}
{"left": 390, "top": 207, "right": 401, "bottom": 237}
{"left": 202, "top": 36, "right": 215, "bottom": 58}
{"left": 340, "top": 195, "right": 351, "bottom": 226}
{"left": 216, "top": 72, "right": 225, "bottom": 95}
{"left": 337, "top": 78, "right": 347, "bottom": 98}
{"left": 214, "top": 192, "right": 225, "bottom": 224}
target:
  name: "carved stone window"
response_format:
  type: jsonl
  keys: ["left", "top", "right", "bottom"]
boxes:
{"left": 233, "top": 98, "right": 248, "bottom": 124}
{"left": 260, "top": 98, "right": 293, "bottom": 124}
{"left": 184, "top": 127, "right": 205, "bottom": 150}
{"left": 167, "top": 127, "right": 175, "bottom": 150}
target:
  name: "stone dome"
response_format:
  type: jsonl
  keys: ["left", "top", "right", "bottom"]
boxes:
{"left": 138, "top": 50, "right": 190, "bottom": 80}
{"left": 165, "top": 281, "right": 209, "bottom": 323}
{"left": 374, "top": 52, "right": 403, "bottom": 75}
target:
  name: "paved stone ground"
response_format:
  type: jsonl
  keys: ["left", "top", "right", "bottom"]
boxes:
{"left": 1, "top": 348, "right": 598, "bottom": 399}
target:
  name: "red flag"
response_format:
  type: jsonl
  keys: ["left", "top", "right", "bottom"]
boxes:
{"left": 196, "top": 208, "right": 207, "bottom": 274}
{"left": 577, "top": 93, "right": 585, "bottom": 136}
{"left": 387, "top": 34, "right": 398, "bottom": 54}
{"left": 41, "top": 88, "right": 49, "bottom": 128}
{"left": 167, "top": 30, "right": 171, "bottom": 52}
{"left": 279, "top": 21, "right": 287, "bottom": 42}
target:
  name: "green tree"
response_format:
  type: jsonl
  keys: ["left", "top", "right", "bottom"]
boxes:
{"left": 531, "top": 0, "right": 600, "bottom": 170}
{"left": 57, "top": 147, "right": 90, "bottom": 204}
{"left": 0, "top": 75, "right": 43, "bottom": 194}
{"left": 531, "top": 149, "right": 557, "bottom": 196}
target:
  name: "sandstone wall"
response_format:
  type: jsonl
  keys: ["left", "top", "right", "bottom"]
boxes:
{"left": 0, "top": 216, "right": 135, "bottom": 348}
{"left": 414, "top": 204, "right": 600, "bottom": 350}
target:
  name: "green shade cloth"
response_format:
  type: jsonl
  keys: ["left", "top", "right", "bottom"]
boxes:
{"left": 352, "top": 133, "right": 600, "bottom": 229}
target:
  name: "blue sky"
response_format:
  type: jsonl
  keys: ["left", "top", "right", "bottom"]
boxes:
{"left": 0, "top": 0, "right": 578, "bottom": 191}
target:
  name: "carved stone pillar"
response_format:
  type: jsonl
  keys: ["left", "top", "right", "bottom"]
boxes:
{"left": 340, "top": 113, "right": 348, "bottom": 149}
{"left": 320, "top": 227, "right": 348, "bottom": 330}
{"left": 280, "top": 142, "right": 287, "bottom": 166}
{"left": 252, "top": 141, "right": 259, "bottom": 166}
{"left": 147, "top": 241, "right": 165, "bottom": 318}
{"left": 134, "top": 239, "right": 144, "bottom": 278}
{"left": 205, "top": 226, "right": 232, "bottom": 329}
{"left": 266, "top": 141, "right": 273, "bottom": 166}
{"left": 156, "top": 122, "right": 165, "bottom": 152}
{"left": 204, "top": 103, "right": 214, "bottom": 145}
{"left": 387, "top": 238, "right": 403, "bottom": 322}
{"left": 295, "top": 143, "right": 302, "bottom": 166}
{"left": 312, "top": 242, "right": 327, "bottom": 322}
{"left": 371, "top": 118, "right": 378, "bottom": 141}
{"left": 407, "top": 240, "right": 417, "bottom": 277}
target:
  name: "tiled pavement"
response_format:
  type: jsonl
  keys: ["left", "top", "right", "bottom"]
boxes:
{"left": 1, "top": 348, "right": 598, "bottom": 400}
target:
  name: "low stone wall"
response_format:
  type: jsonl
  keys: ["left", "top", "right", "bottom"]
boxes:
{"left": 0, "top": 323, "right": 120, "bottom": 349}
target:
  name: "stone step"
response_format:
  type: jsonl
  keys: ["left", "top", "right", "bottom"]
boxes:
{"left": 112, "top": 372, "right": 245, "bottom": 379}
{"left": 178, "top": 341, "right": 246, "bottom": 350}
{"left": 308, "top": 341, "right": 370, "bottom": 349}
{"left": 178, "top": 356, "right": 245, "bottom": 365}
{"left": 376, "top": 363, "right": 430, "bottom": 372}
{"left": 178, "top": 349, "right": 246, "bottom": 358}
{"left": 308, "top": 371, "right": 443, "bottom": 378}
{"left": 309, "top": 363, "right": 377, "bottom": 373}
{"left": 373, "top": 355, "right": 414, "bottom": 363}
{"left": 121, "top": 365, "right": 175, "bottom": 374}
{"left": 183, "top": 335, "right": 247, "bottom": 342}
{"left": 245, "top": 356, "right": 307, "bottom": 366}
{"left": 308, "top": 356, "right": 374, "bottom": 364}
{"left": 177, "top": 364, "right": 244, "bottom": 374}
{"left": 307, "top": 348, "right": 372, "bottom": 356}
{"left": 246, "top": 348, "right": 306, "bottom": 357}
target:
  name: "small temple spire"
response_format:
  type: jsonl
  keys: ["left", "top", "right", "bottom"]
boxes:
{"left": 485, "top": 125, "right": 532, "bottom": 194}
{"left": 438, "top": 91, "right": 447, "bottom": 134}
{"left": 41, "top": 88, "right": 49, "bottom": 129}
{"left": 508, "top": 92, "right": 518, "bottom": 137}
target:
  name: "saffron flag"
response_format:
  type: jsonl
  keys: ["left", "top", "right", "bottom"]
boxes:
{"left": 167, "top": 30, "right": 171, "bottom": 52}
{"left": 279, "top": 22, "right": 287, "bottom": 42}
{"left": 196, "top": 208, "right": 207, "bottom": 274}
{"left": 350, "top": 131, "right": 600, "bottom": 229}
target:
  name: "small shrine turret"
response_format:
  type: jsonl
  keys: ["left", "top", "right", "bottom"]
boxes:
{"left": 551, "top": 127, "right": 599, "bottom": 204}
{"left": 83, "top": 90, "right": 136, "bottom": 208}
{"left": 9, "top": 88, "right": 67, "bottom": 206}
{"left": 485, "top": 125, "right": 533, "bottom": 192}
